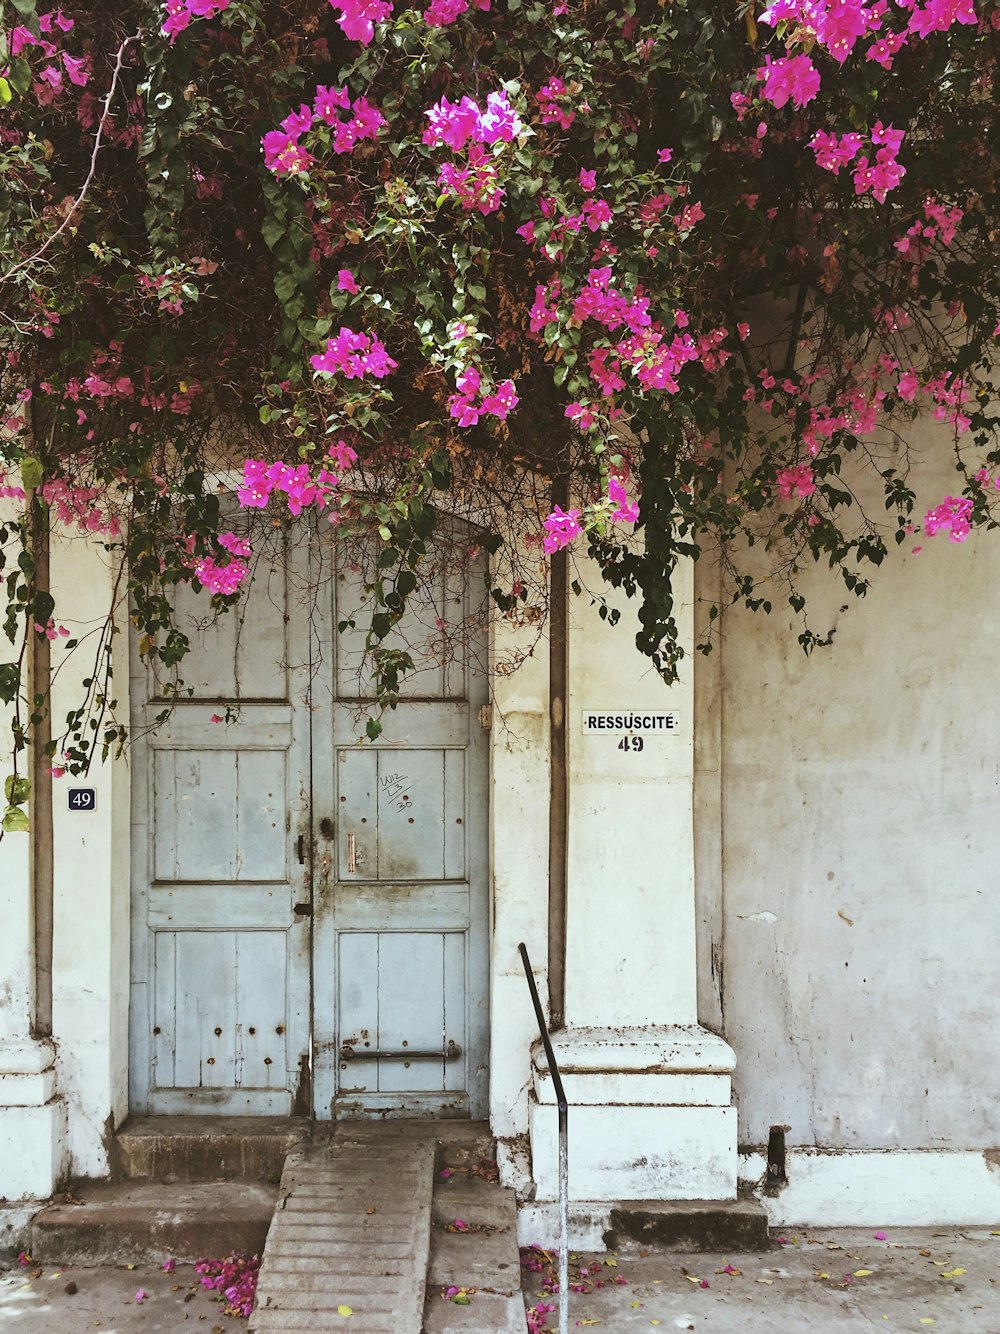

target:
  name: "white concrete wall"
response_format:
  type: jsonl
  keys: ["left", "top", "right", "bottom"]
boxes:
{"left": 48, "top": 535, "right": 130, "bottom": 1179}
{"left": 697, "top": 421, "right": 1000, "bottom": 1173}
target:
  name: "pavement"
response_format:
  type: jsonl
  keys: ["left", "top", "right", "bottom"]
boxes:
{"left": 519, "top": 1228, "right": 1000, "bottom": 1332}
{"left": 2, "top": 1226, "right": 998, "bottom": 1331}
{"left": 0, "top": 1257, "right": 236, "bottom": 1331}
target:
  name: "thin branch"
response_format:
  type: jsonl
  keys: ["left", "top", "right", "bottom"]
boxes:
{"left": 0, "top": 29, "right": 145, "bottom": 290}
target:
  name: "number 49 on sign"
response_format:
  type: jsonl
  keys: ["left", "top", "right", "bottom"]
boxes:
{"left": 68, "top": 787, "right": 96, "bottom": 812}
{"left": 618, "top": 735, "right": 644, "bottom": 752}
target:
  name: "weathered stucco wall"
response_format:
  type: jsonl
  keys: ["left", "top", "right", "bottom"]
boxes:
{"left": 696, "top": 421, "right": 1000, "bottom": 1158}
{"left": 49, "top": 536, "right": 131, "bottom": 1178}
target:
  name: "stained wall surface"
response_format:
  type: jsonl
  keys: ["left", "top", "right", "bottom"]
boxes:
{"left": 696, "top": 423, "right": 1000, "bottom": 1152}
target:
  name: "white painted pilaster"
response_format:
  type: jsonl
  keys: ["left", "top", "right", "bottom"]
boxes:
{"left": 489, "top": 560, "right": 551, "bottom": 1163}
{"left": 528, "top": 556, "right": 736, "bottom": 1201}
{"left": 0, "top": 676, "right": 67, "bottom": 1199}
{"left": 49, "top": 538, "right": 131, "bottom": 1179}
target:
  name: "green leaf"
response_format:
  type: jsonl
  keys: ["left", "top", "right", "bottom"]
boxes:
{"left": 2, "top": 806, "right": 29, "bottom": 834}
{"left": 6, "top": 58, "right": 30, "bottom": 96}
{"left": 0, "top": 79, "right": 12, "bottom": 105}
{"left": 4, "top": 774, "right": 30, "bottom": 804}
{"left": 21, "top": 457, "right": 43, "bottom": 490}
{"left": 0, "top": 663, "right": 19, "bottom": 704}
{"left": 365, "top": 717, "right": 383, "bottom": 741}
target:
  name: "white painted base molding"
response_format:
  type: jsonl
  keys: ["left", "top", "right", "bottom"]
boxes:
{"left": 0, "top": 1040, "right": 67, "bottom": 1199}
{"left": 528, "top": 1025, "right": 737, "bottom": 1202}
{"left": 741, "top": 1148, "right": 1000, "bottom": 1227}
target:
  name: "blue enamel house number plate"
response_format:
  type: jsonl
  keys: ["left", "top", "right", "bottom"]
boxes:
{"left": 68, "top": 787, "right": 97, "bottom": 812}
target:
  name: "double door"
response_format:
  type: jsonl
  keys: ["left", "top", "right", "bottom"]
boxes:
{"left": 129, "top": 527, "right": 489, "bottom": 1118}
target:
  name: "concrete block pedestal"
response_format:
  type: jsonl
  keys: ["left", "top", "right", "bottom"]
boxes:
{"left": 528, "top": 1025, "right": 737, "bottom": 1202}
{"left": 0, "top": 1040, "right": 67, "bottom": 1199}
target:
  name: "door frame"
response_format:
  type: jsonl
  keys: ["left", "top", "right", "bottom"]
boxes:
{"left": 127, "top": 520, "right": 492, "bottom": 1121}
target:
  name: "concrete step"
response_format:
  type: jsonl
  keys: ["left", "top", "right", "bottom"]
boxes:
{"left": 425, "top": 1163, "right": 523, "bottom": 1333}
{"left": 604, "top": 1197, "right": 771, "bottom": 1252}
{"left": 250, "top": 1124, "right": 438, "bottom": 1334}
{"left": 30, "top": 1180, "right": 277, "bottom": 1265}
{"left": 333, "top": 1118, "right": 496, "bottom": 1170}
{"left": 114, "top": 1115, "right": 311, "bottom": 1182}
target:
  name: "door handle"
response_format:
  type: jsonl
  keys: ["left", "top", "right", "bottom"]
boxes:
{"left": 346, "top": 831, "right": 357, "bottom": 874}
{"left": 340, "top": 1039, "right": 462, "bottom": 1062}
{"left": 296, "top": 834, "right": 306, "bottom": 865}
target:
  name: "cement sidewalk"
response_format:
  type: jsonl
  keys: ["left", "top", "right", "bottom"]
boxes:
{"left": 3, "top": 1226, "right": 999, "bottom": 1331}
{"left": 519, "top": 1228, "right": 1000, "bottom": 1332}
{"left": 0, "top": 1258, "right": 233, "bottom": 1331}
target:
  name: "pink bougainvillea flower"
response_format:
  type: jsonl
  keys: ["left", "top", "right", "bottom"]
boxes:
{"left": 327, "top": 439, "right": 359, "bottom": 470}
{"left": 756, "top": 53, "right": 821, "bottom": 109}
{"left": 62, "top": 53, "right": 90, "bottom": 87}
{"left": 923, "top": 495, "right": 973, "bottom": 542}
{"left": 337, "top": 269, "right": 359, "bottom": 293}
{"left": 777, "top": 464, "right": 816, "bottom": 500}
{"left": 217, "top": 531, "right": 251, "bottom": 557}
{"left": 809, "top": 129, "right": 863, "bottom": 175}
{"left": 327, "top": 0, "right": 393, "bottom": 45}
{"left": 162, "top": 1257, "right": 177, "bottom": 1273}
{"left": 135, "top": 1289, "right": 149, "bottom": 1303}
{"left": 542, "top": 504, "right": 582, "bottom": 553}
{"left": 310, "top": 327, "right": 398, "bottom": 379}
{"left": 608, "top": 476, "right": 640, "bottom": 523}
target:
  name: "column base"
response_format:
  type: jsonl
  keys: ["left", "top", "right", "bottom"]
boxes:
{"left": 529, "top": 1025, "right": 737, "bottom": 1203}
{"left": 0, "top": 1040, "right": 67, "bottom": 1199}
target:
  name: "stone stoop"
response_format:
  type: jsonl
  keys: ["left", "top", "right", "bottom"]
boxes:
{"left": 27, "top": 1117, "right": 310, "bottom": 1265}
{"left": 113, "top": 1115, "right": 312, "bottom": 1183}
{"left": 424, "top": 1169, "right": 524, "bottom": 1332}
{"left": 29, "top": 1180, "right": 278, "bottom": 1265}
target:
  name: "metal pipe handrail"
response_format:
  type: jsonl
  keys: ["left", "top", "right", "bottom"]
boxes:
{"left": 518, "top": 941, "right": 569, "bottom": 1334}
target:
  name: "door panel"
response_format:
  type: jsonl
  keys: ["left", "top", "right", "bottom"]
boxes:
{"left": 336, "top": 931, "right": 467, "bottom": 1096}
{"left": 312, "top": 531, "right": 490, "bottom": 1120}
{"left": 130, "top": 537, "right": 311, "bottom": 1115}
{"left": 337, "top": 748, "right": 466, "bottom": 881}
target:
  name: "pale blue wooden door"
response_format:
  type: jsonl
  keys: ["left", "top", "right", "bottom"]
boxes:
{"left": 131, "top": 526, "right": 489, "bottom": 1118}
{"left": 310, "top": 532, "right": 490, "bottom": 1119}
{"left": 129, "top": 537, "right": 312, "bottom": 1114}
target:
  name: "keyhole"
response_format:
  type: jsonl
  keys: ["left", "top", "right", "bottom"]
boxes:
{"left": 214, "top": 1027, "right": 222, "bottom": 1036}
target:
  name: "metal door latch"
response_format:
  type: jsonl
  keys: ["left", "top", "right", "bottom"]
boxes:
{"left": 339, "top": 1038, "right": 462, "bottom": 1062}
